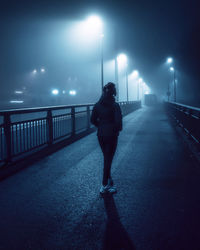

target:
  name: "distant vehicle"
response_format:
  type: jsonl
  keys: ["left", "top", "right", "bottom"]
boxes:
{"left": 144, "top": 94, "right": 157, "bottom": 106}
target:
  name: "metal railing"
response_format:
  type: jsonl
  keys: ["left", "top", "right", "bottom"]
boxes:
{"left": 0, "top": 101, "right": 141, "bottom": 165}
{"left": 165, "top": 102, "right": 200, "bottom": 147}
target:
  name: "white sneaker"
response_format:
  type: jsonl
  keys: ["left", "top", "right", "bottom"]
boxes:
{"left": 100, "top": 184, "right": 117, "bottom": 194}
{"left": 107, "top": 185, "right": 117, "bottom": 194}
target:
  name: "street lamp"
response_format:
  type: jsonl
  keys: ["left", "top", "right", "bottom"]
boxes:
{"left": 170, "top": 66, "right": 176, "bottom": 102}
{"left": 52, "top": 89, "right": 59, "bottom": 95}
{"left": 85, "top": 15, "right": 103, "bottom": 34}
{"left": 117, "top": 54, "right": 128, "bottom": 101}
{"left": 126, "top": 65, "right": 129, "bottom": 102}
{"left": 132, "top": 70, "right": 139, "bottom": 78}
{"left": 138, "top": 77, "right": 143, "bottom": 101}
{"left": 166, "top": 57, "right": 173, "bottom": 101}
{"left": 84, "top": 15, "right": 104, "bottom": 92}
{"left": 100, "top": 34, "right": 104, "bottom": 92}
{"left": 115, "top": 57, "right": 119, "bottom": 101}
{"left": 167, "top": 57, "right": 173, "bottom": 64}
{"left": 69, "top": 90, "right": 77, "bottom": 96}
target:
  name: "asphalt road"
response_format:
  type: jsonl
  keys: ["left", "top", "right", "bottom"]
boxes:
{"left": 0, "top": 105, "right": 200, "bottom": 250}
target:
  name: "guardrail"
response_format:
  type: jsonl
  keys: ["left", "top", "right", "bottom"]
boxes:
{"left": 165, "top": 102, "right": 200, "bottom": 148}
{"left": 0, "top": 101, "right": 141, "bottom": 166}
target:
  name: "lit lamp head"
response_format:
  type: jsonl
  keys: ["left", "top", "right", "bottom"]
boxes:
{"left": 117, "top": 54, "right": 127, "bottom": 64}
{"left": 69, "top": 90, "right": 77, "bottom": 96}
{"left": 84, "top": 15, "right": 103, "bottom": 37}
{"left": 86, "top": 15, "right": 103, "bottom": 29}
{"left": 117, "top": 54, "right": 128, "bottom": 70}
{"left": 132, "top": 70, "right": 139, "bottom": 78}
{"left": 170, "top": 67, "right": 174, "bottom": 72}
{"left": 167, "top": 57, "right": 173, "bottom": 64}
{"left": 138, "top": 78, "right": 143, "bottom": 84}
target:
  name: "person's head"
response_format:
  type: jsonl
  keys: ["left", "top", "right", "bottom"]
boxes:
{"left": 103, "top": 82, "right": 116, "bottom": 96}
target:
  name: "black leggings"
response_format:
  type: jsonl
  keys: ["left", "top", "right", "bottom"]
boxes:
{"left": 98, "top": 136, "right": 118, "bottom": 186}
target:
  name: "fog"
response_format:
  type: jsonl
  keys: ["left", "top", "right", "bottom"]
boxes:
{"left": 0, "top": 5, "right": 200, "bottom": 110}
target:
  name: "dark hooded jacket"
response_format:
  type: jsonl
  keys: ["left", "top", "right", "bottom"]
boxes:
{"left": 90, "top": 93, "right": 122, "bottom": 136}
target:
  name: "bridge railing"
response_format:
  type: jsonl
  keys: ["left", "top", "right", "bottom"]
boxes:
{"left": 165, "top": 102, "right": 200, "bottom": 147}
{"left": 0, "top": 101, "right": 141, "bottom": 165}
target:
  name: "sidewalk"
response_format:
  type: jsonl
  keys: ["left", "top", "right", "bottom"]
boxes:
{"left": 0, "top": 106, "right": 199, "bottom": 250}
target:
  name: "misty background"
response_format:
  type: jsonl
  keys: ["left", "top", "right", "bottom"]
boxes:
{"left": 0, "top": 0, "right": 199, "bottom": 109}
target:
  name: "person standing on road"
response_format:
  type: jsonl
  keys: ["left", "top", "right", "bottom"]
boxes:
{"left": 91, "top": 82, "right": 122, "bottom": 194}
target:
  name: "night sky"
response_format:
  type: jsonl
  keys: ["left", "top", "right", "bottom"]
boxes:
{"left": 0, "top": 0, "right": 199, "bottom": 107}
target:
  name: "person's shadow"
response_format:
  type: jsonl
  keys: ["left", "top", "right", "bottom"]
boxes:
{"left": 102, "top": 194, "right": 136, "bottom": 250}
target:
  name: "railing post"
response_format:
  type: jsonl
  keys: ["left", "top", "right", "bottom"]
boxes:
{"left": 47, "top": 110, "right": 53, "bottom": 145}
{"left": 71, "top": 107, "right": 75, "bottom": 136}
{"left": 87, "top": 106, "right": 90, "bottom": 130}
{"left": 4, "top": 113, "right": 12, "bottom": 163}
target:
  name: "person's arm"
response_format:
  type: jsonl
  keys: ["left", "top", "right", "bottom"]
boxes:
{"left": 90, "top": 105, "right": 99, "bottom": 127}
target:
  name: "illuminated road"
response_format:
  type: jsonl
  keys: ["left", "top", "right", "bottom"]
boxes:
{"left": 0, "top": 106, "right": 199, "bottom": 250}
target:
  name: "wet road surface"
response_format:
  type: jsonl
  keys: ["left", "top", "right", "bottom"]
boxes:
{"left": 0, "top": 106, "right": 200, "bottom": 250}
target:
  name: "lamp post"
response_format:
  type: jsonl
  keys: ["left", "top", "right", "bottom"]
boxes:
{"left": 166, "top": 57, "right": 173, "bottom": 101}
{"left": 117, "top": 54, "right": 128, "bottom": 102}
{"left": 126, "top": 65, "right": 129, "bottom": 102}
{"left": 138, "top": 78, "right": 143, "bottom": 101}
{"left": 170, "top": 67, "right": 176, "bottom": 102}
{"left": 115, "top": 57, "right": 119, "bottom": 101}
{"left": 100, "top": 34, "right": 104, "bottom": 92}
{"left": 84, "top": 15, "right": 104, "bottom": 92}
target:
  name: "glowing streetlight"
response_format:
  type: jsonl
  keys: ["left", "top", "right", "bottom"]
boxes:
{"left": 41, "top": 68, "right": 45, "bottom": 73}
{"left": 169, "top": 67, "right": 176, "bottom": 102}
{"left": 132, "top": 70, "right": 139, "bottom": 78}
{"left": 100, "top": 33, "right": 104, "bottom": 91}
{"left": 84, "top": 15, "right": 104, "bottom": 91}
{"left": 166, "top": 57, "right": 175, "bottom": 101}
{"left": 138, "top": 78, "right": 143, "bottom": 83}
{"left": 117, "top": 53, "right": 129, "bottom": 101}
{"left": 117, "top": 54, "right": 127, "bottom": 66}
{"left": 167, "top": 57, "right": 173, "bottom": 64}
{"left": 52, "top": 89, "right": 59, "bottom": 95}
{"left": 85, "top": 15, "right": 103, "bottom": 34}
{"left": 33, "top": 69, "right": 37, "bottom": 74}
{"left": 137, "top": 77, "right": 143, "bottom": 101}
{"left": 69, "top": 90, "right": 77, "bottom": 96}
